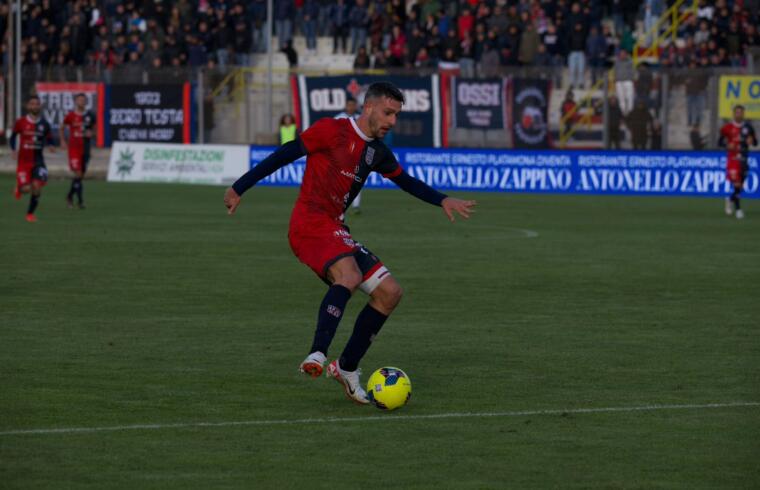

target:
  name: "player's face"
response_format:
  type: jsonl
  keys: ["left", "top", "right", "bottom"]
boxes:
{"left": 734, "top": 107, "right": 744, "bottom": 123}
{"left": 346, "top": 100, "right": 357, "bottom": 115}
{"left": 367, "top": 96, "right": 402, "bottom": 139}
{"left": 27, "top": 98, "right": 41, "bottom": 116}
{"left": 75, "top": 95, "right": 87, "bottom": 111}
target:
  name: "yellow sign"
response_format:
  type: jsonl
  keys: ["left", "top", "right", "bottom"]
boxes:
{"left": 719, "top": 75, "right": 760, "bottom": 119}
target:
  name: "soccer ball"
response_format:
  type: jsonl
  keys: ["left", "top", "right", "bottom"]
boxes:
{"left": 366, "top": 367, "right": 412, "bottom": 410}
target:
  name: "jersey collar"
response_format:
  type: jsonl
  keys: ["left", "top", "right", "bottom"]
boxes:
{"left": 26, "top": 115, "right": 40, "bottom": 124}
{"left": 349, "top": 117, "right": 373, "bottom": 142}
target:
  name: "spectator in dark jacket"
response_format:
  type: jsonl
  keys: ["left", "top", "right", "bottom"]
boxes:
{"left": 607, "top": 95, "right": 624, "bottom": 149}
{"left": 302, "top": 0, "right": 319, "bottom": 52}
{"left": 586, "top": 26, "right": 607, "bottom": 84}
{"left": 354, "top": 46, "right": 370, "bottom": 69}
{"left": 348, "top": 0, "right": 369, "bottom": 54}
{"left": 567, "top": 22, "right": 587, "bottom": 88}
{"left": 330, "top": 0, "right": 349, "bottom": 53}
{"left": 275, "top": 0, "right": 294, "bottom": 45}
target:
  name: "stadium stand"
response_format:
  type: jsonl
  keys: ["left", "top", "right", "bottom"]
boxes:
{"left": 7, "top": 0, "right": 760, "bottom": 149}
{"left": 12, "top": 1, "right": 759, "bottom": 76}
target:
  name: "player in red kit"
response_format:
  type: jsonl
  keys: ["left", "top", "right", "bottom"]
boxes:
{"left": 719, "top": 105, "right": 757, "bottom": 219}
{"left": 10, "top": 95, "right": 54, "bottom": 223}
{"left": 60, "top": 93, "right": 96, "bottom": 209}
{"left": 223, "top": 82, "right": 476, "bottom": 404}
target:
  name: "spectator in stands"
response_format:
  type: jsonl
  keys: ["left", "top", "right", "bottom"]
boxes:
{"left": 586, "top": 26, "right": 607, "bottom": 84}
{"left": 426, "top": 25, "right": 443, "bottom": 62}
{"left": 330, "top": 0, "right": 349, "bottom": 54}
{"left": 627, "top": 99, "right": 653, "bottom": 150}
{"left": 607, "top": 95, "right": 624, "bottom": 150}
{"left": 457, "top": 8, "right": 474, "bottom": 41}
{"left": 214, "top": 19, "right": 232, "bottom": 69}
{"left": 371, "top": 48, "right": 388, "bottom": 69}
{"left": 439, "top": 47, "right": 459, "bottom": 71}
{"left": 650, "top": 119, "right": 662, "bottom": 150}
{"left": 415, "top": 47, "right": 433, "bottom": 69}
{"left": 389, "top": 24, "right": 406, "bottom": 64}
{"left": 234, "top": 20, "right": 252, "bottom": 66}
{"left": 459, "top": 31, "right": 475, "bottom": 78}
{"left": 279, "top": 114, "right": 297, "bottom": 145}
{"left": 348, "top": 0, "right": 369, "bottom": 54}
{"left": 354, "top": 46, "right": 370, "bottom": 69}
{"left": 685, "top": 60, "right": 707, "bottom": 126}
{"left": 643, "top": 0, "right": 665, "bottom": 46}
{"left": 275, "top": 0, "right": 294, "bottom": 45}
{"left": 533, "top": 44, "right": 551, "bottom": 67}
{"left": 518, "top": 19, "right": 540, "bottom": 66}
{"left": 690, "top": 125, "right": 705, "bottom": 150}
{"left": 567, "top": 22, "right": 587, "bottom": 89}
{"left": 302, "top": 0, "right": 319, "bottom": 53}
{"left": 561, "top": 89, "right": 578, "bottom": 138}
{"left": 281, "top": 40, "right": 298, "bottom": 68}
{"left": 614, "top": 49, "right": 635, "bottom": 115}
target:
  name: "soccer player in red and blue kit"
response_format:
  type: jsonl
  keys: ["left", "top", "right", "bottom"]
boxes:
{"left": 719, "top": 105, "right": 757, "bottom": 219}
{"left": 60, "top": 93, "right": 96, "bottom": 209}
{"left": 11, "top": 95, "right": 54, "bottom": 223}
{"left": 223, "top": 82, "right": 476, "bottom": 404}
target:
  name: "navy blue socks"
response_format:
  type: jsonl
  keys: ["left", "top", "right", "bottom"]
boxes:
{"left": 309, "top": 285, "right": 352, "bottom": 356}
{"left": 339, "top": 304, "right": 388, "bottom": 372}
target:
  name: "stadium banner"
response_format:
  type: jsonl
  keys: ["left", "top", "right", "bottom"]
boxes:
{"left": 106, "top": 83, "right": 191, "bottom": 145}
{"left": 511, "top": 78, "right": 551, "bottom": 149}
{"left": 718, "top": 75, "right": 760, "bottom": 119}
{"left": 451, "top": 77, "right": 506, "bottom": 129}
{"left": 107, "top": 142, "right": 249, "bottom": 185}
{"left": 293, "top": 74, "right": 442, "bottom": 147}
{"left": 35, "top": 82, "right": 102, "bottom": 146}
{"left": 249, "top": 146, "right": 759, "bottom": 199}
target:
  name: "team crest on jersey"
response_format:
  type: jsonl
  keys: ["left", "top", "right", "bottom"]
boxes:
{"left": 38, "top": 125, "right": 44, "bottom": 131}
{"left": 365, "top": 146, "right": 375, "bottom": 167}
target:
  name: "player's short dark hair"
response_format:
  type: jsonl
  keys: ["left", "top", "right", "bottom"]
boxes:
{"left": 74, "top": 92, "right": 87, "bottom": 99}
{"left": 27, "top": 95, "right": 40, "bottom": 102}
{"left": 734, "top": 104, "right": 745, "bottom": 111}
{"left": 365, "top": 82, "right": 405, "bottom": 105}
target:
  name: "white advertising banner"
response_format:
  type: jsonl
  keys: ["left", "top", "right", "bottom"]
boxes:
{"left": 107, "top": 142, "right": 248, "bottom": 185}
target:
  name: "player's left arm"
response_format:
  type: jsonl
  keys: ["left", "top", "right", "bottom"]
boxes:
{"left": 748, "top": 124, "right": 758, "bottom": 146}
{"left": 389, "top": 170, "right": 476, "bottom": 222}
{"left": 224, "top": 139, "right": 306, "bottom": 214}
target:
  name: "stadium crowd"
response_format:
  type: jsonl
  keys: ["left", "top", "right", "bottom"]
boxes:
{"left": 6, "top": 0, "right": 760, "bottom": 78}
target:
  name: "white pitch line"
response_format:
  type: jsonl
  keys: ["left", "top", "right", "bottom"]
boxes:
{"left": 1, "top": 401, "right": 758, "bottom": 437}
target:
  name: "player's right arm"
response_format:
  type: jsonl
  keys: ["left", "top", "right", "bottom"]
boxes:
{"left": 224, "top": 139, "right": 306, "bottom": 214}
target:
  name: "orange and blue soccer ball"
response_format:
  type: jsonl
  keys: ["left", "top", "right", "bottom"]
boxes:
{"left": 366, "top": 367, "right": 412, "bottom": 410}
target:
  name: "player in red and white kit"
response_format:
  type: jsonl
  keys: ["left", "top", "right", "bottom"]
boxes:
{"left": 10, "top": 95, "right": 54, "bottom": 223}
{"left": 719, "top": 105, "right": 757, "bottom": 219}
{"left": 223, "top": 82, "right": 476, "bottom": 404}
{"left": 60, "top": 93, "right": 96, "bottom": 209}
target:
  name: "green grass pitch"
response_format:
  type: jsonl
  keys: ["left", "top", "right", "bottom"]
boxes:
{"left": 1, "top": 174, "right": 759, "bottom": 489}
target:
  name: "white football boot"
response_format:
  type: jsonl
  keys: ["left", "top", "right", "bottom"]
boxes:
{"left": 725, "top": 198, "right": 734, "bottom": 215}
{"left": 736, "top": 209, "right": 745, "bottom": 219}
{"left": 299, "top": 351, "right": 326, "bottom": 378}
{"left": 326, "top": 360, "right": 370, "bottom": 405}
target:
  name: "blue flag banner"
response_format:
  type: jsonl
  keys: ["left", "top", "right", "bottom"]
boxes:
{"left": 250, "top": 147, "right": 759, "bottom": 199}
